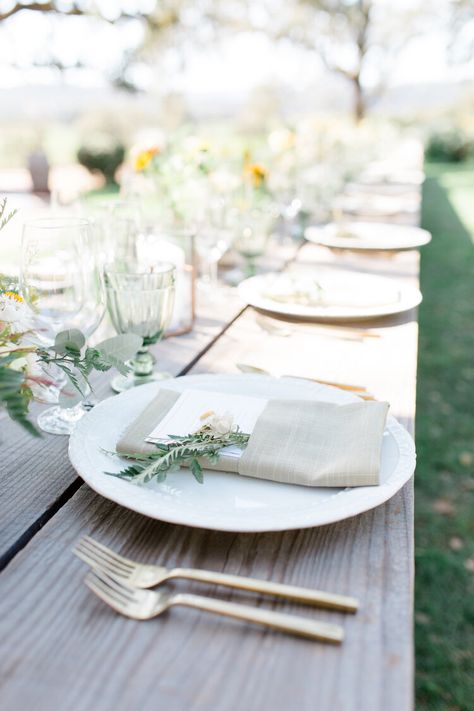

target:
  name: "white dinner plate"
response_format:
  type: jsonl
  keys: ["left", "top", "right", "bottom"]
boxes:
{"left": 238, "top": 271, "right": 422, "bottom": 321}
{"left": 335, "top": 194, "right": 420, "bottom": 218}
{"left": 305, "top": 221, "right": 431, "bottom": 252}
{"left": 358, "top": 168, "right": 425, "bottom": 187}
{"left": 344, "top": 182, "right": 420, "bottom": 198}
{"left": 69, "top": 374, "right": 416, "bottom": 532}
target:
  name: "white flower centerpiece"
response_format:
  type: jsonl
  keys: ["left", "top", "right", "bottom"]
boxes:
{"left": 0, "top": 198, "right": 142, "bottom": 435}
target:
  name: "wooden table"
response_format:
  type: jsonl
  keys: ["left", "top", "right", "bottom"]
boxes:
{"left": 0, "top": 240, "right": 418, "bottom": 711}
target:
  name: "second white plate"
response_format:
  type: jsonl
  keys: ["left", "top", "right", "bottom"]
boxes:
{"left": 238, "top": 271, "right": 422, "bottom": 321}
{"left": 335, "top": 194, "right": 420, "bottom": 218}
{"left": 306, "top": 221, "right": 431, "bottom": 252}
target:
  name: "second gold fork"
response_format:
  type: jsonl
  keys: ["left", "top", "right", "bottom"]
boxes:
{"left": 85, "top": 568, "right": 344, "bottom": 644}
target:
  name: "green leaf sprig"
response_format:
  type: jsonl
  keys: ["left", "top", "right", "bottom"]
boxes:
{"left": 36, "top": 330, "right": 142, "bottom": 406}
{"left": 0, "top": 197, "right": 17, "bottom": 232}
{"left": 108, "top": 427, "right": 250, "bottom": 485}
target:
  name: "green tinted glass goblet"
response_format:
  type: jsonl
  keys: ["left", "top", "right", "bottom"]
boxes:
{"left": 104, "top": 261, "right": 176, "bottom": 392}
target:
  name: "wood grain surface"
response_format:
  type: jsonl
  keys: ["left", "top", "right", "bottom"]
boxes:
{"left": 0, "top": 482, "right": 413, "bottom": 711}
{"left": 0, "top": 241, "right": 418, "bottom": 711}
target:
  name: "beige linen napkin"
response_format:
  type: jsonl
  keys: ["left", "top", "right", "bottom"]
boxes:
{"left": 116, "top": 388, "right": 389, "bottom": 487}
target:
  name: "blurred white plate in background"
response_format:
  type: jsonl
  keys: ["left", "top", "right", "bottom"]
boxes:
{"left": 238, "top": 271, "right": 422, "bottom": 321}
{"left": 306, "top": 221, "right": 431, "bottom": 252}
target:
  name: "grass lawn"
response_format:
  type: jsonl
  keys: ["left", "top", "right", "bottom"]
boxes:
{"left": 416, "top": 162, "right": 474, "bottom": 710}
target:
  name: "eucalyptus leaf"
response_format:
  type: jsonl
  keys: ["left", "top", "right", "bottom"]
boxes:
{"left": 54, "top": 329, "right": 86, "bottom": 354}
{"left": 96, "top": 333, "right": 143, "bottom": 360}
{"left": 95, "top": 334, "right": 142, "bottom": 375}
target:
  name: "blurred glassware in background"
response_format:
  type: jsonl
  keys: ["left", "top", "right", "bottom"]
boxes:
{"left": 21, "top": 217, "right": 106, "bottom": 435}
{"left": 194, "top": 196, "right": 235, "bottom": 290}
{"left": 136, "top": 227, "right": 196, "bottom": 336}
{"left": 233, "top": 205, "right": 277, "bottom": 279}
{"left": 85, "top": 199, "right": 142, "bottom": 263}
{"left": 104, "top": 261, "right": 176, "bottom": 392}
{"left": 108, "top": 199, "right": 143, "bottom": 231}
{"left": 81, "top": 189, "right": 196, "bottom": 335}
{"left": 195, "top": 224, "right": 232, "bottom": 289}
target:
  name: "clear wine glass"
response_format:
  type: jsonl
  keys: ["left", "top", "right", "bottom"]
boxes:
{"left": 87, "top": 199, "right": 141, "bottom": 263}
{"left": 21, "top": 217, "right": 105, "bottom": 435}
{"left": 233, "top": 205, "right": 277, "bottom": 279}
{"left": 195, "top": 225, "right": 231, "bottom": 288}
{"left": 104, "top": 261, "right": 176, "bottom": 392}
{"left": 183, "top": 193, "right": 231, "bottom": 290}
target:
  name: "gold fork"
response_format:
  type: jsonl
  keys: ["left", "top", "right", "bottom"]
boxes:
{"left": 85, "top": 568, "right": 344, "bottom": 644}
{"left": 236, "top": 363, "right": 374, "bottom": 398}
{"left": 255, "top": 314, "right": 380, "bottom": 340}
{"left": 74, "top": 536, "right": 358, "bottom": 613}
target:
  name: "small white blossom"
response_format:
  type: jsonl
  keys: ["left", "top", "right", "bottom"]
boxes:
{"left": 209, "top": 413, "right": 236, "bottom": 435}
{"left": 0, "top": 292, "right": 33, "bottom": 334}
{"left": 197, "top": 411, "right": 237, "bottom": 437}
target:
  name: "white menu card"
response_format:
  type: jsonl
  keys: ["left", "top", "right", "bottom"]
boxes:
{"left": 146, "top": 389, "right": 268, "bottom": 458}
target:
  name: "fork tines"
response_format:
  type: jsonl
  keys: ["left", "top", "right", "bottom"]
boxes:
{"left": 85, "top": 568, "right": 136, "bottom": 613}
{"left": 73, "top": 536, "right": 133, "bottom": 580}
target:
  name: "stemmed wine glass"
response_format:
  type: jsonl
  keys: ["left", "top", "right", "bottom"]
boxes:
{"left": 185, "top": 193, "right": 232, "bottom": 290}
{"left": 195, "top": 225, "right": 231, "bottom": 288}
{"left": 104, "top": 261, "right": 176, "bottom": 392}
{"left": 21, "top": 217, "right": 105, "bottom": 435}
{"left": 233, "top": 205, "right": 277, "bottom": 279}
{"left": 87, "top": 199, "right": 142, "bottom": 263}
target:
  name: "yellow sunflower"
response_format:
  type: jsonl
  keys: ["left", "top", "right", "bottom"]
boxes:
{"left": 3, "top": 291, "right": 23, "bottom": 303}
{"left": 244, "top": 163, "right": 267, "bottom": 188}
{"left": 134, "top": 146, "right": 160, "bottom": 172}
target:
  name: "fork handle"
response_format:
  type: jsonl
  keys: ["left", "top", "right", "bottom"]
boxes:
{"left": 170, "top": 568, "right": 358, "bottom": 613}
{"left": 173, "top": 593, "right": 343, "bottom": 644}
{"left": 283, "top": 375, "right": 367, "bottom": 393}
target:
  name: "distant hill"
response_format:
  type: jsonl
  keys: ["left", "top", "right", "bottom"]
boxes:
{"left": 0, "top": 78, "right": 472, "bottom": 122}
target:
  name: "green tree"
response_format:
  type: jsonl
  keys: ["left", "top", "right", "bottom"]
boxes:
{"left": 275, "top": 0, "right": 442, "bottom": 122}
{"left": 0, "top": 1, "right": 180, "bottom": 90}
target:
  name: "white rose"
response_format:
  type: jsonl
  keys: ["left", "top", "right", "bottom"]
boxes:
{"left": 207, "top": 413, "right": 235, "bottom": 436}
{"left": 197, "top": 410, "right": 237, "bottom": 436}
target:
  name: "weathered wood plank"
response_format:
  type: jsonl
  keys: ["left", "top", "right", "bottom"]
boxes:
{"left": 0, "top": 290, "right": 244, "bottom": 563}
{"left": 0, "top": 243, "right": 417, "bottom": 711}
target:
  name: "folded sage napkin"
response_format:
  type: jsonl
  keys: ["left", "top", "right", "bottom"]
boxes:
{"left": 116, "top": 389, "right": 389, "bottom": 487}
